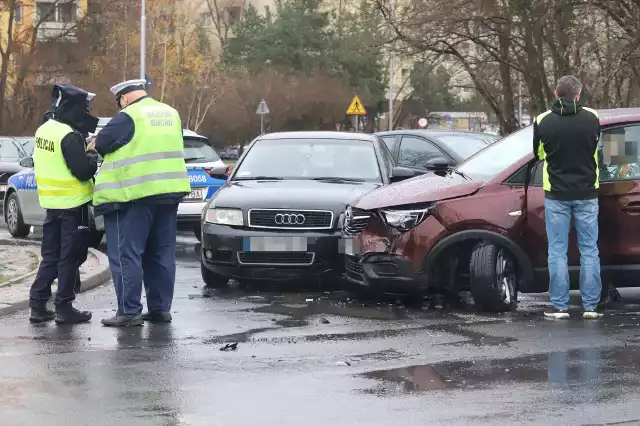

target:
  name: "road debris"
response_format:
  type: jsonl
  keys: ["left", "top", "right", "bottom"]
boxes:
{"left": 220, "top": 342, "right": 239, "bottom": 351}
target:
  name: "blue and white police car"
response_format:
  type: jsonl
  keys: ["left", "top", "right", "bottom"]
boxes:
{"left": 2, "top": 119, "right": 226, "bottom": 245}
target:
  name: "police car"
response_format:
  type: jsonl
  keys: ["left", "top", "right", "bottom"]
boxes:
{"left": 2, "top": 118, "right": 226, "bottom": 244}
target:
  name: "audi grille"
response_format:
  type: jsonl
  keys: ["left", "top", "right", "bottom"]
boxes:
{"left": 248, "top": 209, "right": 334, "bottom": 230}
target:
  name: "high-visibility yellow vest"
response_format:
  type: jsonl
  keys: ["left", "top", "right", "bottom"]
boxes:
{"left": 33, "top": 120, "right": 94, "bottom": 209}
{"left": 93, "top": 97, "right": 190, "bottom": 207}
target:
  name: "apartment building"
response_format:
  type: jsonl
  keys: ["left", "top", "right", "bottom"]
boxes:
{"left": 0, "top": 0, "right": 88, "bottom": 89}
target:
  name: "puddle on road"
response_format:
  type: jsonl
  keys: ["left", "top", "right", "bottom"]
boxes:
{"left": 363, "top": 346, "right": 640, "bottom": 397}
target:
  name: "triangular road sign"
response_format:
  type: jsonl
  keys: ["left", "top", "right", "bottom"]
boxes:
{"left": 346, "top": 95, "right": 366, "bottom": 115}
{"left": 256, "top": 99, "right": 270, "bottom": 115}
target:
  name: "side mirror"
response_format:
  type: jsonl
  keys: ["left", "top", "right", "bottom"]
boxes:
{"left": 390, "top": 166, "right": 414, "bottom": 183}
{"left": 424, "top": 157, "right": 449, "bottom": 170}
{"left": 208, "top": 165, "right": 231, "bottom": 180}
{"left": 19, "top": 157, "right": 34, "bottom": 168}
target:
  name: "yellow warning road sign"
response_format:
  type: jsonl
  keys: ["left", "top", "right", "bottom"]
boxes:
{"left": 346, "top": 95, "right": 366, "bottom": 115}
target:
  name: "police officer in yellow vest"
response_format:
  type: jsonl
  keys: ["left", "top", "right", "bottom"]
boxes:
{"left": 90, "top": 79, "right": 190, "bottom": 327}
{"left": 29, "top": 84, "right": 99, "bottom": 324}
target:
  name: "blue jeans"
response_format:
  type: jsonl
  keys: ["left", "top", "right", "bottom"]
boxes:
{"left": 545, "top": 198, "right": 602, "bottom": 311}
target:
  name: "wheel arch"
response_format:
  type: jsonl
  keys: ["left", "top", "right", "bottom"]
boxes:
{"left": 423, "top": 229, "right": 535, "bottom": 289}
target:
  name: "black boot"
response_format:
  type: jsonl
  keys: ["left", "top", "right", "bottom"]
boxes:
{"left": 142, "top": 310, "right": 172, "bottom": 323}
{"left": 55, "top": 305, "right": 92, "bottom": 325}
{"left": 101, "top": 314, "right": 144, "bottom": 327}
{"left": 29, "top": 305, "right": 55, "bottom": 323}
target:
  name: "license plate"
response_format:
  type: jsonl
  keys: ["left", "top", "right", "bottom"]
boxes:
{"left": 340, "top": 238, "right": 359, "bottom": 255}
{"left": 243, "top": 236, "right": 307, "bottom": 252}
{"left": 185, "top": 189, "right": 203, "bottom": 200}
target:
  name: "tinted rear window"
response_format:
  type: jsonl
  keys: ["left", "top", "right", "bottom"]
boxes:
{"left": 184, "top": 138, "right": 220, "bottom": 163}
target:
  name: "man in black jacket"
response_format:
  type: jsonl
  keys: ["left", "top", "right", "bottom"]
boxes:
{"left": 29, "top": 84, "right": 100, "bottom": 324}
{"left": 533, "top": 75, "right": 603, "bottom": 320}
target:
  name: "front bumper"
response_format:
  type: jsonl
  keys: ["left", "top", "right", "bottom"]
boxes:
{"left": 201, "top": 222, "right": 344, "bottom": 281}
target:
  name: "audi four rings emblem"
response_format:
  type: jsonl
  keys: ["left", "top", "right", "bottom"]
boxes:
{"left": 275, "top": 213, "right": 306, "bottom": 225}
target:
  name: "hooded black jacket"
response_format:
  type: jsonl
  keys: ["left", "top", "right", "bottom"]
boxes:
{"left": 42, "top": 87, "right": 99, "bottom": 182}
{"left": 533, "top": 98, "right": 600, "bottom": 200}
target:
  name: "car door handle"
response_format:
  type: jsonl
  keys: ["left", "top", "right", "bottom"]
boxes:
{"left": 621, "top": 200, "right": 640, "bottom": 212}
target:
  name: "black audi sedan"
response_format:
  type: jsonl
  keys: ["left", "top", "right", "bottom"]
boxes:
{"left": 200, "top": 131, "right": 415, "bottom": 288}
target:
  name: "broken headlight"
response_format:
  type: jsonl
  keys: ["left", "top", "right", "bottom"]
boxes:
{"left": 379, "top": 206, "right": 432, "bottom": 231}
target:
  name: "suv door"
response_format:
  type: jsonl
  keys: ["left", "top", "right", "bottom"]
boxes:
{"left": 597, "top": 123, "right": 640, "bottom": 286}
{"left": 396, "top": 135, "right": 452, "bottom": 174}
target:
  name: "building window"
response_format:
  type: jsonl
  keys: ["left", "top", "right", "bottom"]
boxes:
{"left": 37, "top": 1, "right": 77, "bottom": 24}
{"left": 264, "top": 5, "right": 270, "bottom": 15}
{"left": 200, "top": 12, "right": 213, "bottom": 27}
{"left": 15, "top": 3, "right": 23, "bottom": 24}
{"left": 58, "top": 2, "right": 77, "bottom": 23}
{"left": 222, "top": 7, "right": 241, "bottom": 26}
{"left": 37, "top": 2, "right": 57, "bottom": 23}
{"left": 401, "top": 68, "right": 409, "bottom": 78}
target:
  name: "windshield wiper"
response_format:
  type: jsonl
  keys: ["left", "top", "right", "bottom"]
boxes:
{"left": 184, "top": 156, "right": 209, "bottom": 162}
{"left": 310, "top": 177, "right": 366, "bottom": 183}
{"left": 233, "top": 176, "right": 284, "bottom": 180}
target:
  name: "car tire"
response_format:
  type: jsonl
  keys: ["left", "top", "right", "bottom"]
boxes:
{"left": 194, "top": 223, "right": 202, "bottom": 242}
{"left": 201, "top": 262, "right": 228, "bottom": 289}
{"left": 469, "top": 242, "right": 518, "bottom": 312}
{"left": 5, "top": 192, "right": 30, "bottom": 238}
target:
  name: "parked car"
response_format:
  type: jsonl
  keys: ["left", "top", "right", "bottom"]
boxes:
{"left": 3, "top": 123, "right": 225, "bottom": 244}
{"left": 376, "top": 130, "right": 497, "bottom": 174}
{"left": 343, "top": 108, "right": 640, "bottom": 312}
{"left": 0, "top": 136, "right": 35, "bottom": 200}
{"left": 200, "top": 131, "right": 415, "bottom": 288}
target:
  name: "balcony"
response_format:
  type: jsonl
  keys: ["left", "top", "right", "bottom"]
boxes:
{"left": 36, "top": 22, "right": 77, "bottom": 42}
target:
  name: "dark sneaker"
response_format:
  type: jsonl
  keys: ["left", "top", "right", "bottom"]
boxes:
{"left": 583, "top": 309, "right": 604, "bottom": 319}
{"left": 29, "top": 307, "right": 55, "bottom": 323}
{"left": 101, "top": 314, "right": 144, "bottom": 327}
{"left": 142, "top": 310, "right": 172, "bottom": 323}
{"left": 55, "top": 306, "right": 92, "bottom": 324}
{"left": 544, "top": 307, "right": 570, "bottom": 319}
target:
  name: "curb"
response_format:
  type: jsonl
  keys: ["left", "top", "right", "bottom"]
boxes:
{"left": 0, "top": 247, "right": 112, "bottom": 317}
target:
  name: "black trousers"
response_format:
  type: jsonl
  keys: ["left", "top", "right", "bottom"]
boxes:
{"left": 29, "top": 203, "right": 90, "bottom": 309}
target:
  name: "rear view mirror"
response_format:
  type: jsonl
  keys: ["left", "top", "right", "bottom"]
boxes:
{"left": 19, "top": 157, "right": 34, "bottom": 168}
{"left": 208, "top": 165, "right": 231, "bottom": 180}
{"left": 390, "top": 166, "right": 414, "bottom": 183}
{"left": 425, "top": 157, "right": 449, "bottom": 170}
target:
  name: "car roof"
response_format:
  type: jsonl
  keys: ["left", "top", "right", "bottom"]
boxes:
{"left": 598, "top": 108, "right": 640, "bottom": 126}
{"left": 257, "top": 131, "right": 377, "bottom": 142}
{"left": 376, "top": 129, "right": 495, "bottom": 139}
{"left": 97, "top": 117, "right": 208, "bottom": 140}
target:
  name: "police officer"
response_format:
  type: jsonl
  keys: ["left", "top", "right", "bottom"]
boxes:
{"left": 91, "top": 79, "right": 190, "bottom": 327}
{"left": 29, "top": 84, "right": 99, "bottom": 324}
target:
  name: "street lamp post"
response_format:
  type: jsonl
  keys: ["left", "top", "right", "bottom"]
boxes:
{"left": 388, "top": 0, "right": 397, "bottom": 131}
{"left": 140, "top": 0, "right": 146, "bottom": 80}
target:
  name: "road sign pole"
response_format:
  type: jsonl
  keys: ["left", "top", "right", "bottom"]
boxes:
{"left": 260, "top": 114, "right": 264, "bottom": 134}
{"left": 140, "top": 0, "right": 146, "bottom": 80}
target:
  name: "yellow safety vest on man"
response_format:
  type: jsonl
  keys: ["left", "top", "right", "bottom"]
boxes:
{"left": 33, "top": 120, "right": 94, "bottom": 209}
{"left": 92, "top": 97, "right": 190, "bottom": 206}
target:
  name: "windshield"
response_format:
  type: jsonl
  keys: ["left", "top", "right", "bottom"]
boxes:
{"left": 457, "top": 126, "right": 533, "bottom": 181}
{"left": 437, "top": 134, "right": 496, "bottom": 159}
{"left": 233, "top": 138, "right": 381, "bottom": 181}
{"left": 184, "top": 138, "right": 220, "bottom": 163}
{"left": 0, "top": 138, "right": 21, "bottom": 161}
{"left": 19, "top": 138, "right": 35, "bottom": 156}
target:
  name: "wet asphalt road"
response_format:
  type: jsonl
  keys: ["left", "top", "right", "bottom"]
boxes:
{"left": 2, "top": 224, "right": 640, "bottom": 424}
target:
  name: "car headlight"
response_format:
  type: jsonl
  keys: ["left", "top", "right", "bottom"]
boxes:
{"left": 379, "top": 206, "right": 432, "bottom": 231}
{"left": 205, "top": 208, "right": 244, "bottom": 226}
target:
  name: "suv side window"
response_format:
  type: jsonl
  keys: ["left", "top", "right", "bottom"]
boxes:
{"left": 599, "top": 125, "right": 640, "bottom": 181}
{"left": 397, "top": 136, "right": 445, "bottom": 169}
{"left": 505, "top": 161, "right": 543, "bottom": 186}
{"left": 377, "top": 137, "right": 395, "bottom": 174}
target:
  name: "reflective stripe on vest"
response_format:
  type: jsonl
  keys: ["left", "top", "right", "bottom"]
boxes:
{"left": 33, "top": 120, "right": 93, "bottom": 209}
{"left": 92, "top": 98, "right": 191, "bottom": 206}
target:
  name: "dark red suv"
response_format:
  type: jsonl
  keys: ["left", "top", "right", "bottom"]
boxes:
{"left": 342, "top": 109, "right": 640, "bottom": 312}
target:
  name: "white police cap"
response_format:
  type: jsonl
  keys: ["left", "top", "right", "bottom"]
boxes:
{"left": 109, "top": 79, "right": 147, "bottom": 96}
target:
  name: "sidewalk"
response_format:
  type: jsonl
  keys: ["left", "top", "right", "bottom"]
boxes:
{"left": 0, "top": 239, "right": 112, "bottom": 316}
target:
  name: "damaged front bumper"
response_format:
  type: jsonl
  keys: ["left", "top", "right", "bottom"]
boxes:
{"left": 342, "top": 236, "right": 426, "bottom": 294}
